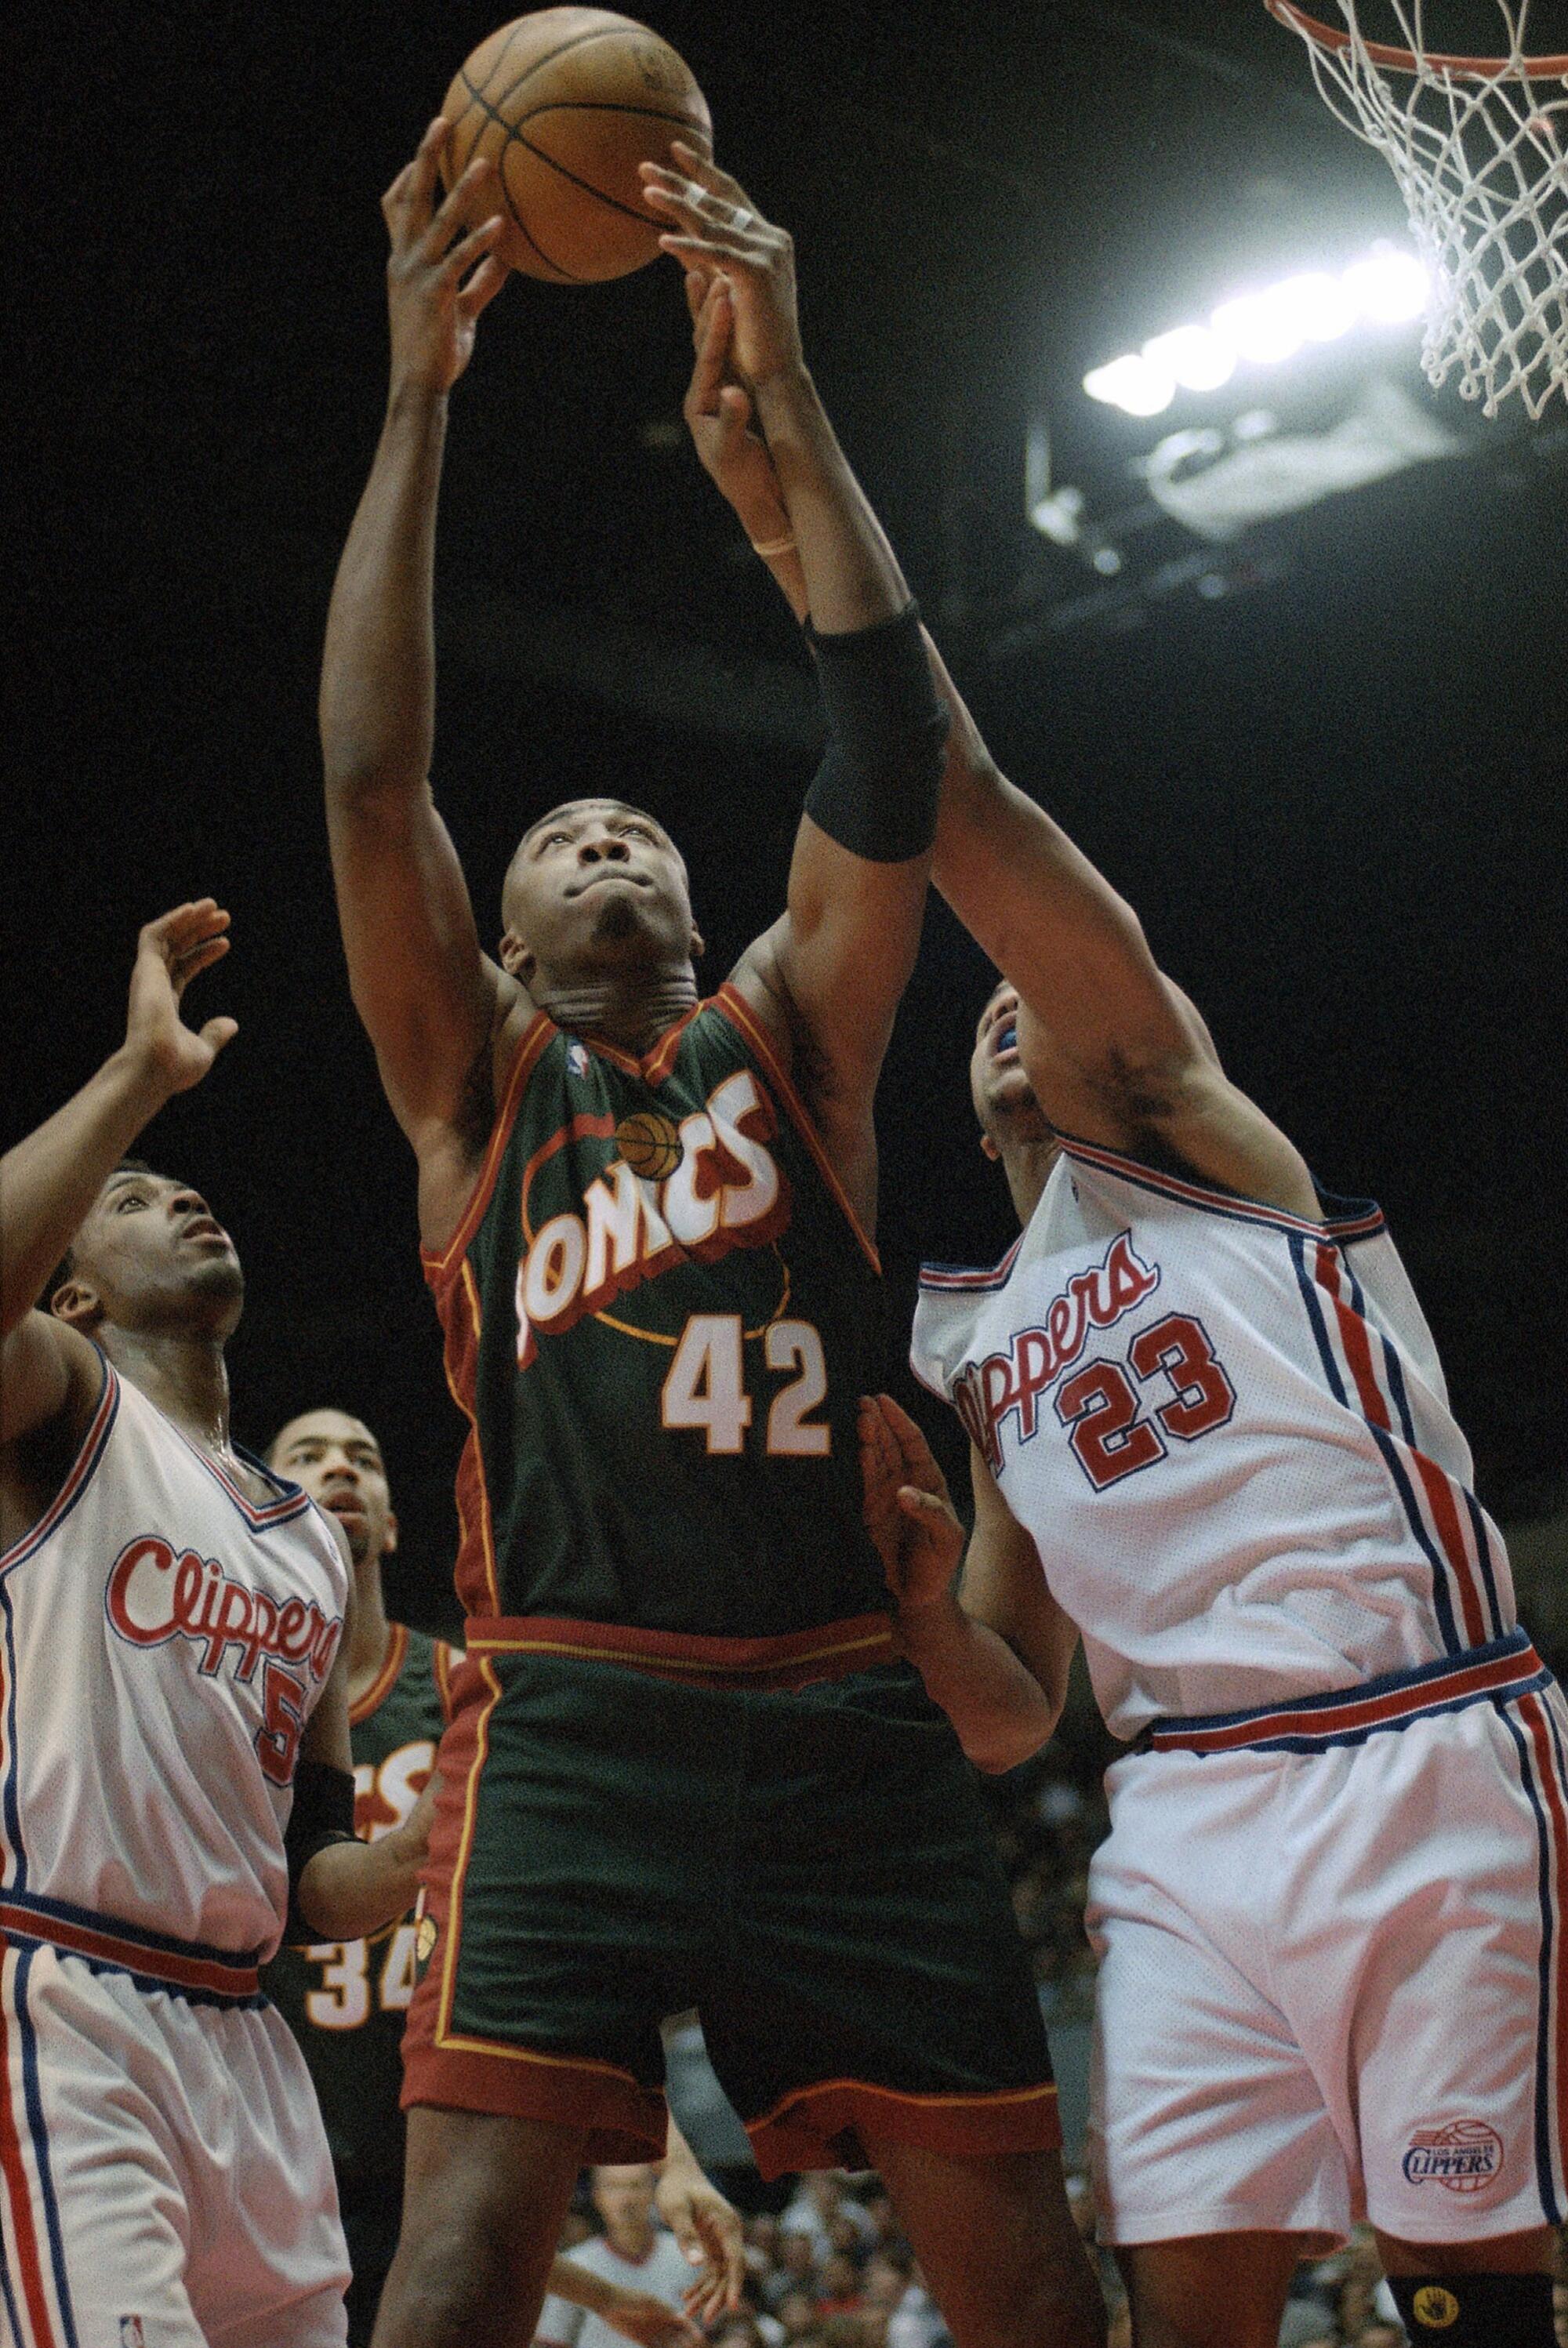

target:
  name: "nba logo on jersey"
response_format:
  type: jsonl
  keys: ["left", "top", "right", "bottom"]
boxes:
{"left": 120, "top": 2321, "right": 147, "bottom": 2347}
{"left": 567, "top": 1041, "right": 590, "bottom": 1078}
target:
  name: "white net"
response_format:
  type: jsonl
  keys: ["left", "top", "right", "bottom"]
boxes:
{"left": 1270, "top": 3, "right": 1568, "bottom": 416}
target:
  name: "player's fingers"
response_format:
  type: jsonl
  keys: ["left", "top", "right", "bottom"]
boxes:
{"left": 441, "top": 211, "right": 506, "bottom": 281}
{"left": 658, "top": 232, "right": 758, "bottom": 274}
{"left": 684, "top": 268, "right": 709, "bottom": 331}
{"left": 171, "top": 934, "right": 232, "bottom": 986}
{"left": 897, "top": 1484, "right": 954, "bottom": 1528}
{"left": 388, "top": 117, "right": 449, "bottom": 230}
{"left": 878, "top": 1393, "right": 947, "bottom": 1491}
{"left": 715, "top": 383, "right": 753, "bottom": 446}
{"left": 667, "top": 139, "right": 754, "bottom": 212}
{"left": 198, "top": 1016, "right": 239, "bottom": 1056}
{"left": 687, "top": 287, "right": 731, "bottom": 414}
{"left": 456, "top": 251, "right": 510, "bottom": 323}
{"left": 425, "top": 155, "right": 497, "bottom": 258}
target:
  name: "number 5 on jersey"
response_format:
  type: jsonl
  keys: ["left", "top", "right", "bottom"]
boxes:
{"left": 661, "top": 1315, "right": 829, "bottom": 1455}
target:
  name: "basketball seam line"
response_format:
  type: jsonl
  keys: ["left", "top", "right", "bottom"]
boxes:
{"left": 459, "top": 75, "right": 675, "bottom": 243}
{"left": 459, "top": 71, "right": 583, "bottom": 281}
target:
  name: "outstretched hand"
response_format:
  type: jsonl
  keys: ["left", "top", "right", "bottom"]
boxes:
{"left": 641, "top": 144, "right": 803, "bottom": 389}
{"left": 655, "top": 2155, "right": 745, "bottom": 2324}
{"left": 679, "top": 270, "right": 793, "bottom": 548}
{"left": 382, "top": 118, "right": 508, "bottom": 396}
{"left": 124, "top": 902, "right": 238, "bottom": 1101}
{"left": 859, "top": 1393, "right": 967, "bottom": 1618}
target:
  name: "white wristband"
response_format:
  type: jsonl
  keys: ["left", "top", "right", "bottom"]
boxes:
{"left": 750, "top": 532, "right": 797, "bottom": 558}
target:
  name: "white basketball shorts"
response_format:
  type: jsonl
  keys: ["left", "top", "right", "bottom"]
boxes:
{"left": 1085, "top": 1630, "right": 1567, "bottom": 2246}
{"left": 0, "top": 1936, "right": 348, "bottom": 2348}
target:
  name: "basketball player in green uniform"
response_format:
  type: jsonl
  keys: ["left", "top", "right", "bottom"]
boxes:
{"left": 262, "top": 1408, "right": 735, "bottom": 2348}
{"left": 321, "top": 122, "right": 1102, "bottom": 2348}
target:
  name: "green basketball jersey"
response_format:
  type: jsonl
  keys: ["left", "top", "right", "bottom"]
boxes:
{"left": 263, "top": 1622, "right": 455, "bottom": 2182}
{"left": 422, "top": 985, "right": 893, "bottom": 1637}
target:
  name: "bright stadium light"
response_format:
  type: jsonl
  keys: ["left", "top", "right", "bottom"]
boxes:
{"left": 1212, "top": 285, "right": 1308, "bottom": 367}
{"left": 1083, "top": 353, "right": 1176, "bottom": 416}
{"left": 1276, "top": 270, "right": 1357, "bottom": 343}
{"left": 1342, "top": 247, "right": 1428, "bottom": 325}
{"left": 1083, "top": 244, "right": 1432, "bottom": 416}
{"left": 1143, "top": 324, "right": 1236, "bottom": 393}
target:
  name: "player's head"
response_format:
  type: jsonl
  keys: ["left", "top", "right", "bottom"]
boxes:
{"left": 267, "top": 1408, "right": 397, "bottom": 1571}
{"left": 970, "top": 982, "right": 1057, "bottom": 1166}
{"left": 49, "top": 1161, "right": 244, "bottom": 1345}
{"left": 499, "top": 800, "right": 702, "bottom": 990}
{"left": 588, "top": 2162, "right": 659, "bottom": 2241}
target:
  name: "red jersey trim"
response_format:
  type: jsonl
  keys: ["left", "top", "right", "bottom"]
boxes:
{"left": 463, "top": 1610, "right": 898, "bottom": 1691}
{"left": 349, "top": 1620, "right": 408, "bottom": 1728}
{"left": 422, "top": 1012, "right": 555, "bottom": 1289}
{"left": 745, "top": 2076, "right": 1060, "bottom": 2181}
{"left": 434, "top": 1638, "right": 459, "bottom": 1725}
{"left": 0, "top": 1902, "right": 262, "bottom": 2001}
{"left": 713, "top": 983, "right": 880, "bottom": 1274}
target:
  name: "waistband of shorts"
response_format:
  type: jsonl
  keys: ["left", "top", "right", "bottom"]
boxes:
{"left": 1147, "top": 1626, "right": 1547, "bottom": 1756}
{"left": 0, "top": 1889, "right": 265, "bottom": 2005}
{"left": 459, "top": 1611, "right": 900, "bottom": 1691}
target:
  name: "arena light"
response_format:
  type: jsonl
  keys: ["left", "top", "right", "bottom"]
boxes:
{"left": 1084, "top": 244, "right": 1432, "bottom": 416}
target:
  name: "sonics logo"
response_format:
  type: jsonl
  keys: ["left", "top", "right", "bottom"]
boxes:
{"left": 1402, "top": 2119, "right": 1504, "bottom": 2193}
{"left": 514, "top": 1068, "right": 790, "bottom": 1367}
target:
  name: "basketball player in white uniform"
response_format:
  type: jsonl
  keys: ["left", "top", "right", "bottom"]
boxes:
{"left": 855, "top": 673, "right": 1564, "bottom": 2348}
{"left": 0, "top": 902, "right": 434, "bottom": 2348}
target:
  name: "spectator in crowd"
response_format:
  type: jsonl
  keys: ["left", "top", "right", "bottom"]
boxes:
{"left": 816, "top": 2255, "right": 865, "bottom": 2317}
{"left": 775, "top": 2290, "right": 822, "bottom": 2340}
{"left": 536, "top": 2166, "right": 706, "bottom": 2348}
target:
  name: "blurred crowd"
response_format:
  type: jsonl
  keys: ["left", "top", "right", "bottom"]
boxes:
{"left": 545, "top": 2155, "right": 1568, "bottom": 2348}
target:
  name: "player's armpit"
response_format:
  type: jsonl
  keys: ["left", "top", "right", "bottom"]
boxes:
{"left": 962, "top": 1443, "right": 1079, "bottom": 1729}
{"left": 324, "top": 776, "right": 516, "bottom": 1154}
{"left": 0, "top": 1312, "right": 100, "bottom": 1450}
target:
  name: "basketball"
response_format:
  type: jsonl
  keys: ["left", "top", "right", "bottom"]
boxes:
{"left": 615, "top": 1109, "right": 684, "bottom": 1180}
{"left": 441, "top": 9, "right": 712, "bottom": 284}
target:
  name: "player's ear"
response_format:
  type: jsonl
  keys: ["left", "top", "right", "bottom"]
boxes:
{"left": 381, "top": 1509, "right": 399, "bottom": 1560}
{"left": 690, "top": 923, "right": 706, "bottom": 960}
{"left": 979, "top": 1132, "right": 1000, "bottom": 1163}
{"left": 499, "top": 929, "right": 535, "bottom": 982}
{"left": 49, "top": 1276, "right": 104, "bottom": 1332}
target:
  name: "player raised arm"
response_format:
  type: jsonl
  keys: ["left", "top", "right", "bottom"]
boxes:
{"left": 319, "top": 120, "right": 519, "bottom": 1175}
{"left": 0, "top": 902, "right": 237, "bottom": 1455}
{"left": 925, "top": 634, "right": 1318, "bottom": 1216}
{"left": 858, "top": 1394, "right": 1075, "bottom": 1773}
{"left": 645, "top": 149, "right": 949, "bottom": 1220}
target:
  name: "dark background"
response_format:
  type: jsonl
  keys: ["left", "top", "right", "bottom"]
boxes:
{"left": 7, "top": 2, "right": 1566, "bottom": 1638}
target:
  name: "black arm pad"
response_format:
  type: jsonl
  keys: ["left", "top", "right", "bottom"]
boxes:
{"left": 804, "top": 602, "right": 949, "bottom": 863}
{"left": 283, "top": 1758, "right": 357, "bottom": 1942}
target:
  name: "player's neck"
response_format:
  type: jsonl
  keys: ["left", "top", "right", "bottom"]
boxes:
{"left": 998, "top": 1137, "right": 1059, "bottom": 1227}
{"left": 106, "top": 1328, "right": 234, "bottom": 1463}
{"left": 536, "top": 966, "right": 699, "bottom": 1057}
{"left": 604, "top": 2221, "right": 655, "bottom": 2260}
{"left": 347, "top": 1568, "right": 394, "bottom": 1700}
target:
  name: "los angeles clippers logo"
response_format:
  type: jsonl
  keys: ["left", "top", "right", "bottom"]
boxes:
{"left": 105, "top": 1537, "right": 342, "bottom": 1686}
{"left": 955, "top": 1230, "right": 1161, "bottom": 1471}
{"left": 1402, "top": 2120, "right": 1504, "bottom": 2193}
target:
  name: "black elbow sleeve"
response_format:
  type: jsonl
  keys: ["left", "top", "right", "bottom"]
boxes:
{"left": 804, "top": 602, "right": 949, "bottom": 862}
{"left": 282, "top": 1758, "right": 357, "bottom": 1942}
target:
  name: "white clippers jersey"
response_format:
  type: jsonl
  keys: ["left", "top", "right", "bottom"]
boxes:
{"left": 0, "top": 1360, "right": 347, "bottom": 1961}
{"left": 911, "top": 1136, "right": 1516, "bottom": 1739}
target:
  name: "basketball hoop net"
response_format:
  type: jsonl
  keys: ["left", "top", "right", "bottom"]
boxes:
{"left": 1265, "top": 3, "right": 1568, "bottom": 417}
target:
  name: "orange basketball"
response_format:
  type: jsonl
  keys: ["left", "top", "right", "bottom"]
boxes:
{"left": 441, "top": 9, "right": 712, "bottom": 284}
